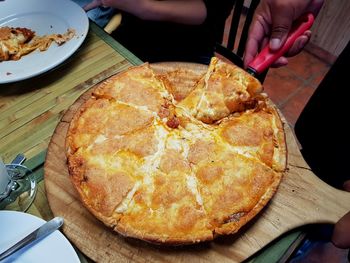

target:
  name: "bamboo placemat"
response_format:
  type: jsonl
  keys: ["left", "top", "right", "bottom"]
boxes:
{"left": 0, "top": 22, "right": 142, "bottom": 164}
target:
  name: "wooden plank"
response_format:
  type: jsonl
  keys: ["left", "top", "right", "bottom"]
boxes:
{"left": 44, "top": 62, "right": 350, "bottom": 263}
{"left": 310, "top": 0, "right": 350, "bottom": 56}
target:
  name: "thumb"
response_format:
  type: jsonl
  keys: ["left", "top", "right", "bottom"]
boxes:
{"left": 332, "top": 211, "right": 350, "bottom": 249}
{"left": 269, "top": 11, "right": 294, "bottom": 51}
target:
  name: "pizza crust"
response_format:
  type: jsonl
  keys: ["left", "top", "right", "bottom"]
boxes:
{"left": 66, "top": 59, "right": 287, "bottom": 245}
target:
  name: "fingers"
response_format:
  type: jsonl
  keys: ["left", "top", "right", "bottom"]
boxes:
{"left": 306, "top": 0, "right": 324, "bottom": 17}
{"left": 243, "top": 16, "right": 269, "bottom": 68}
{"left": 285, "top": 31, "right": 311, "bottom": 57}
{"left": 332, "top": 211, "right": 350, "bottom": 249}
{"left": 243, "top": 0, "right": 325, "bottom": 69}
{"left": 270, "top": 0, "right": 324, "bottom": 51}
{"left": 332, "top": 180, "right": 350, "bottom": 249}
{"left": 269, "top": 4, "right": 295, "bottom": 51}
{"left": 270, "top": 31, "right": 311, "bottom": 67}
{"left": 271, "top": 56, "right": 288, "bottom": 68}
{"left": 83, "top": 0, "right": 103, "bottom": 11}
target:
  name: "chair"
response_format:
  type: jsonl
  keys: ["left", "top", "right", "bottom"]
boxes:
{"left": 215, "top": 0, "right": 268, "bottom": 82}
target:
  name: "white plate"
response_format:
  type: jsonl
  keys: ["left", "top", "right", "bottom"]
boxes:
{"left": 0, "top": 0, "right": 89, "bottom": 84}
{"left": 0, "top": 211, "right": 80, "bottom": 263}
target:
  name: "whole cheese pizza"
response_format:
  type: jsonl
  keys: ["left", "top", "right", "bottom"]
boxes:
{"left": 0, "top": 26, "right": 75, "bottom": 62}
{"left": 66, "top": 57, "right": 287, "bottom": 245}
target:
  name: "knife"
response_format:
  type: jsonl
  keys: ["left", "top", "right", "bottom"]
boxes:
{"left": 246, "top": 12, "right": 315, "bottom": 77}
{"left": 0, "top": 217, "right": 64, "bottom": 261}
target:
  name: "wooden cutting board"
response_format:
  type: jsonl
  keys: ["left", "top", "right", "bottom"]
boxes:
{"left": 44, "top": 62, "right": 350, "bottom": 263}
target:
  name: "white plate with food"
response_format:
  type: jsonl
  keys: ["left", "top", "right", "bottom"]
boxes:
{"left": 0, "top": 211, "right": 80, "bottom": 263}
{"left": 0, "top": 0, "right": 89, "bottom": 84}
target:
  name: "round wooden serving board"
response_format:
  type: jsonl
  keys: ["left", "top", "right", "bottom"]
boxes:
{"left": 45, "top": 62, "right": 350, "bottom": 263}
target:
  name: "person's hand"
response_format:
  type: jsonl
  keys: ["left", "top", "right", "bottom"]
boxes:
{"left": 83, "top": 0, "right": 101, "bottom": 11}
{"left": 332, "top": 180, "right": 350, "bottom": 251}
{"left": 83, "top": 0, "right": 207, "bottom": 25}
{"left": 243, "top": 0, "right": 324, "bottom": 68}
{"left": 83, "top": 0, "right": 144, "bottom": 14}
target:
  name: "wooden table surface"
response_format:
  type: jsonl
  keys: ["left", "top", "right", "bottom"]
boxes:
{"left": 0, "top": 22, "right": 321, "bottom": 263}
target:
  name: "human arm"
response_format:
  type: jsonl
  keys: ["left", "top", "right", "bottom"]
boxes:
{"left": 243, "top": 0, "right": 324, "bottom": 68}
{"left": 83, "top": 0, "right": 207, "bottom": 25}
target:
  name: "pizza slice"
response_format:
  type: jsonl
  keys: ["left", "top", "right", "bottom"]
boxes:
{"left": 178, "top": 57, "right": 263, "bottom": 124}
{"left": 0, "top": 26, "right": 75, "bottom": 62}
{"left": 93, "top": 63, "right": 174, "bottom": 116}
{"left": 219, "top": 104, "right": 287, "bottom": 171}
{"left": 193, "top": 151, "right": 282, "bottom": 236}
{"left": 0, "top": 27, "right": 35, "bottom": 61}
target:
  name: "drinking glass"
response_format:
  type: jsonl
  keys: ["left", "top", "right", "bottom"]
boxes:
{"left": 0, "top": 155, "right": 37, "bottom": 211}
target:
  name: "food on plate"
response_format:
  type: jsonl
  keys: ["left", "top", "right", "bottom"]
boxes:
{"left": 0, "top": 26, "right": 75, "bottom": 62}
{"left": 65, "top": 57, "right": 287, "bottom": 245}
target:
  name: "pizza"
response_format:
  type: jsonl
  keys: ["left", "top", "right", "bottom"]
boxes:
{"left": 66, "top": 57, "right": 287, "bottom": 245}
{"left": 0, "top": 26, "right": 75, "bottom": 62}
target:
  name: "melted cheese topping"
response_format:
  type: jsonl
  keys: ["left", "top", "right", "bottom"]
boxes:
{"left": 115, "top": 181, "right": 141, "bottom": 213}
{"left": 0, "top": 26, "right": 75, "bottom": 62}
{"left": 67, "top": 60, "right": 286, "bottom": 244}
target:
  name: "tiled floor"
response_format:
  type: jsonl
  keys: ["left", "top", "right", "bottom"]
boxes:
{"left": 263, "top": 51, "right": 331, "bottom": 128}
{"left": 222, "top": 11, "right": 332, "bottom": 129}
